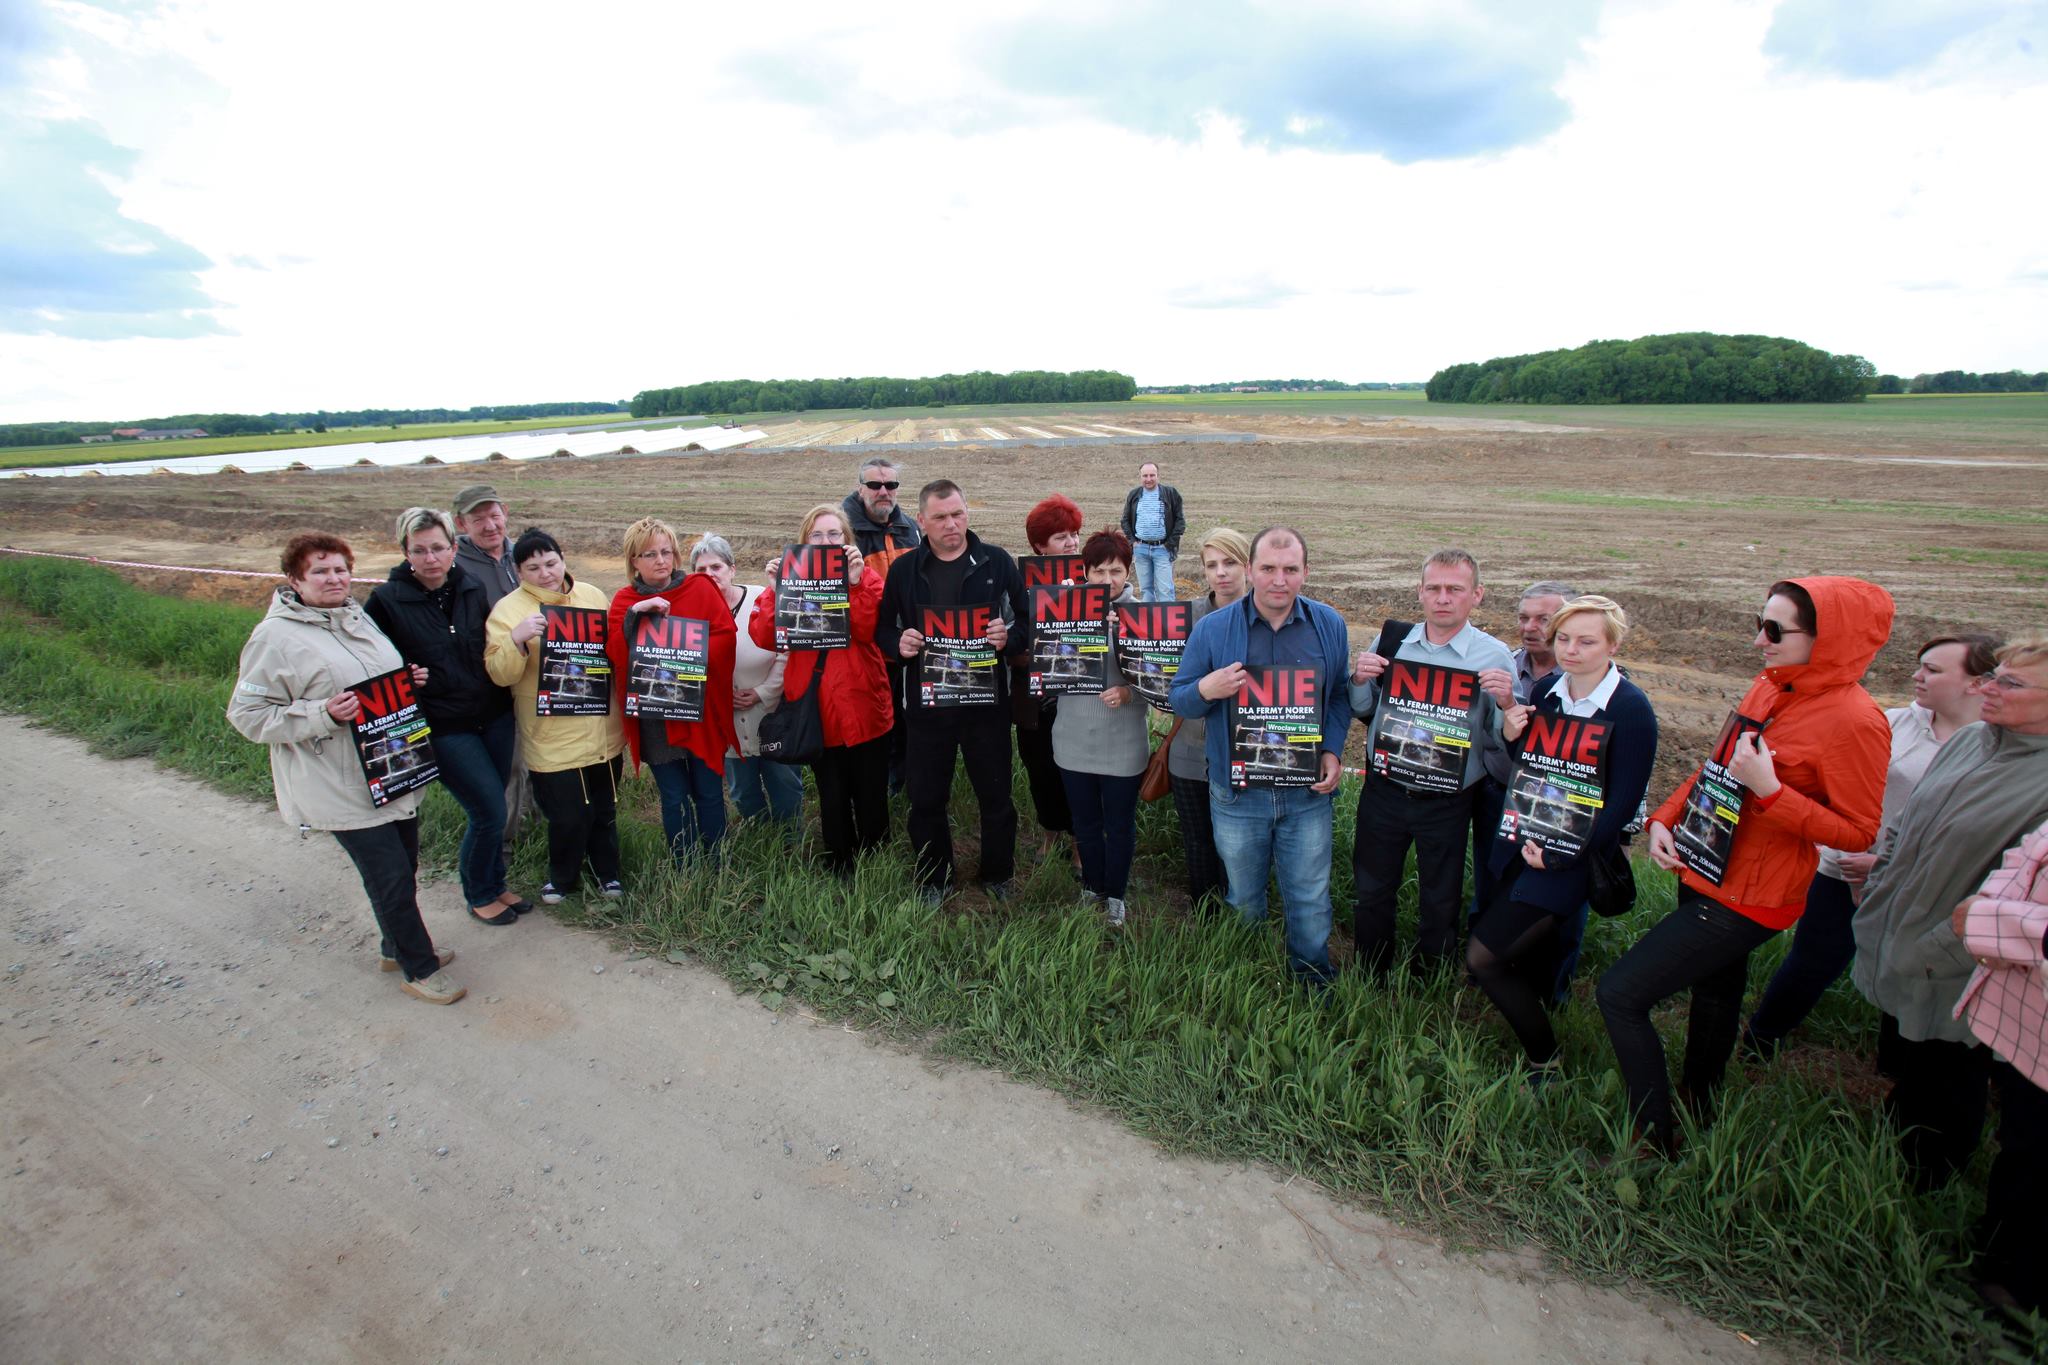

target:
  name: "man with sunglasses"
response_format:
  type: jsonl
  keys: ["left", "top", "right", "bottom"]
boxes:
{"left": 841, "top": 457, "right": 922, "bottom": 573}
{"left": 1853, "top": 635, "right": 2048, "bottom": 1192}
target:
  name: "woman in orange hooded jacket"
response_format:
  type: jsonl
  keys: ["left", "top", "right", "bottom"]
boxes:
{"left": 1597, "top": 575, "right": 1895, "bottom": 1153}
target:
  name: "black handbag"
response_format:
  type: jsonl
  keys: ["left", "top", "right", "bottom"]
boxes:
{"left": 1587, "top": 841, "right": 1638, "bottom": 918}
{"left": 758, "top": 680, "right": 824, "bottom": 765}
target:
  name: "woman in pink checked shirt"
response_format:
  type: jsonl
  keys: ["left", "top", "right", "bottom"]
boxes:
{"left": 1952, "top": 813, "right": 2048, "bottom": 1315}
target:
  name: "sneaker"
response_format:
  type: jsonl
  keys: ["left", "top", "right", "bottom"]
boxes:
{"left": 1078, "top": 888, "right": 1102, "bottom": 906}
{"left": 983, "top": 879, "right": 1015, "bottom": 903}
{"left": 600, "top": 880, "right": 624, "bottom": 900}
{"left": 400, "top": 970, "right": 467, "bottom": 1005}
{"left": 914, "top": 884, "right": 950, "bottom": 909}
{"left": 540, "top": 883, "right": 566, "bottom": 906}
{"left": 380, "top": 948, "right": 456, "bottom": 975}
{"left": 1104, "top": 897, "right": 1128, "bottom": 927}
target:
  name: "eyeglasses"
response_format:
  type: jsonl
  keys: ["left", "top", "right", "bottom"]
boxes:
{"left": 1754, "top": 615, "right": 1811, "bottom": 644}
{"left": 862, "top": 480, "right": 900, "bottom": 491}
{"left": 1980, "top": 671, "right": 2042, "bottom": 693}
{"left": 633, "top": 547, "right": 675, "bottom": 561}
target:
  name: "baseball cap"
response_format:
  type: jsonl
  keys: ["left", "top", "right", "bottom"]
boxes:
{"left": 454, "top": 484, "right": 503, "bottom": 515}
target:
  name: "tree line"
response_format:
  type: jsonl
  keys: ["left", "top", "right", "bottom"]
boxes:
{"left": 0, "top": 401, "right": 623, "bottom": 449}
{"left": 1137, "top": 380, "right": 1424, "bottom": 393}
{"left": 1425, "top": 333, "right": 1875, "bottom": 405}
{"left": 1872, "top": 370, "right": 2048, "bottom": 394}
{"left": 629, "top": 370, "right": 1138, "bottom": 418}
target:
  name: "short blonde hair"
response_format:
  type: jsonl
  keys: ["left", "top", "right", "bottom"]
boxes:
{"left": 621, "top": 516, "right": 680, "bottom": 577}
{"left": 798, "top": 503, "right": 852, "bottom": 544}
{"left": 395, "top": 506, "right": 456, "bottom": 553}
{"left": 1197, "top": 527, "right": 1251, "bottom": 567}
{"left": 1548, "top": 594, "right": 1629, "bottom": 648}
{"left": 1997, "top": 635, "right": 2048, "bottom": 672}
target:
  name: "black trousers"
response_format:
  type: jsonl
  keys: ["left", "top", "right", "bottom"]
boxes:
{"left": 331, "top": 818, "right": 438, "bottom": 981}
{"left": 1352, "top": 773, "right": 1477, "bottom": 975}
{"left": 1979, "top": 1057, "right": 2048, "bottom": 1309}
{"left": 1169, "top": 773, "right": 1227, "bottom": 908}
{"left": 813, "top": 734, "right": 891, "bottom": 873}
{"left": 905, "top": 709, "right": 1016, "bottom": 890}
{"left": 528, "top": 757, "right": 624, "bottom": 892}
{"left": 1468, "top": 875, "right": 1566, "bottom": 1066}
{"left": 1880, "top": 1017, "right": 1992, "bottom": 1190}
{"left": 1014, "top": 714, "right": 1072, "bottom": 835}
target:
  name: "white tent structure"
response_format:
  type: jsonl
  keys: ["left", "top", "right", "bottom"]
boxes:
{"left": 0, "top": 424, "right": 768, "bottom": 479}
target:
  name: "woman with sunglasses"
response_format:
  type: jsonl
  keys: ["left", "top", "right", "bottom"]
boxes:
{"left": 1598, "top": 576, "right": 1894, "bottom": 1156}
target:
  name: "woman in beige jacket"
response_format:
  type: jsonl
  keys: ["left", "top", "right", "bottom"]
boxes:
{"left": 228, "top": 533, "right": 462, "bottom": 1005}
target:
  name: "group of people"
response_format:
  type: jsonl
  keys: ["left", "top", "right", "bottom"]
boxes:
{"left": 228, "top": 459, "right": 2048, "bottom": 1313}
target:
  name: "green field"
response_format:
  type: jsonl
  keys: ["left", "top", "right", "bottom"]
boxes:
{"left": 0, "top": 412, "right": 639, "bottom": 470}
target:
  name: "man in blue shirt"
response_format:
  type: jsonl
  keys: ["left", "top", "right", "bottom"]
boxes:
{"left": 1171, "top": 527, "right": 1351, "bottom": 984}
{"left": 1119, "top": 462, "right": 1185, "bottom": 603}
{"left": 1349, "top": 548, "right": 1515, "bottom": 979}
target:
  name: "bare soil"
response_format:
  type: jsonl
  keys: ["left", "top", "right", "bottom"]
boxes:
{"left": 0, "top": 720, "right": 1758, "bottom": 1362}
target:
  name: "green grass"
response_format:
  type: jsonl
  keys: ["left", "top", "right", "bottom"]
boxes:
{"left": 0, "top": 412, "right": 639, "bottom": 470}
{"left": 1, "top": 557, "right": 2040, "bottom": 1363}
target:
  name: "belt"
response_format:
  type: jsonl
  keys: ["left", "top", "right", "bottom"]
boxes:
{"left": 1136, "top": 538, "right": 1167, "bottom": 547}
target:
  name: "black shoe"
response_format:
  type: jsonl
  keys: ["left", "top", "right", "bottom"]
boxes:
{"left": 468, "top": 902, "right": 519, "bottom": 926}
{"left": 503, "top": 897, "right": 536, "bottom": 917}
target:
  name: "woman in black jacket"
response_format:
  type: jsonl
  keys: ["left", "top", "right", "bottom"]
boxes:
{"left": 1467, "top": 595, "right": 1658, "bottom": 1078}
{"left": 367, "top": 507, "right": 527, "bottom": 926}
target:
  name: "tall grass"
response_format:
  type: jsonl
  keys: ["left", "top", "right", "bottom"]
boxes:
{"left": 1, "top": 557, "right": 2038, "bottom": 1362}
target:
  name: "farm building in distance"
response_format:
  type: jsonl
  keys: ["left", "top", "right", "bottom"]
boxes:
{"left": 82, "top": 428, "right": 209, "bottom": 443}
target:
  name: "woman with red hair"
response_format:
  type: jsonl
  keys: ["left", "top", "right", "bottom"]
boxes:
{"left": 1014, "top": 494, "right": 1084, "bottom": 858}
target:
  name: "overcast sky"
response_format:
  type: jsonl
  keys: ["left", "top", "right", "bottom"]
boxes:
{"left": 2, "top": 0, "right": 2044, "bottom": 421}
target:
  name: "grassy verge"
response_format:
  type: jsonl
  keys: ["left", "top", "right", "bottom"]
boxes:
{"left": 1, "top": 558, "right": 2039, "bottom": 1362}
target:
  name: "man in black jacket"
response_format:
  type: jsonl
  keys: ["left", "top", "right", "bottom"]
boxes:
{"left": 840, "top": 456, "right": 922, "bottom": 563}
{"left": 1119, "top": 461, "right": 1185, "bottom": 602}
{"left": 880, "top": 479, "right": 1033, "bottom": 902}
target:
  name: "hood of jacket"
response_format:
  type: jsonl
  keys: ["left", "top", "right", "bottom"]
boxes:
{"left": 1756, "top": 575, "right": 1894, "bottom": 704}
{"left": 265, "top": 586, "right": 373, "bottom": 634}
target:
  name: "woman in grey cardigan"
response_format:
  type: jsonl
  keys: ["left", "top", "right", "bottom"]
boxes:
{"left": 1166, "top": 528, "right": 1251, "bottom": 910}
{"left": 1053, "top": 529, "right": 1149, "bottom": 927}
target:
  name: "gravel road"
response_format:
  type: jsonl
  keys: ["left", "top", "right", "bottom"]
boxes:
{"left": 0, "top": 718, "right": 1756, "bottom": 1362}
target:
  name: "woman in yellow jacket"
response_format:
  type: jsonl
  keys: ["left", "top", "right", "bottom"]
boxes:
{"left": 484, "top": 528, "right": 626, "bottom": 904}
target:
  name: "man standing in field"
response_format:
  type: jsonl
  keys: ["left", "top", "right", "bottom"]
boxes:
{"left": 453, "top": 485, "right": 518, "bottom": 605}
{"left": 841, "top": 457, "right": 923, "bottom": 791}
{"left": 1510, "top": 581, "right": 1576, "bottom": 704}
{"left": 1350, "top": 549, "right": 1515, "bottom": 978}
{"left": 1170, "top": 527, "right": 1351, "bottom": 985}
{"left": 880, "top": 480, "right": 1032, "bottom": 904}
{"left": 1120, "top": 461, "right": 1185, "bottom": 602}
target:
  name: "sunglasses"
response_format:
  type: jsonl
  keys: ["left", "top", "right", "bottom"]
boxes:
{"left": 862, "top": 480, "right": 900, "bottom": 491}
{"left": 1753, "top": 615, "right": 1811, "bottom": 644}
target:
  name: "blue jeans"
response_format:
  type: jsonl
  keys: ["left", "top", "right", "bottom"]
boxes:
{"left": 1208, "top": 778, "right": 1334, "bottom": 984}
{"left": 431, "top": 711, "right": 515, "bottom": 907}
{"left": 726, "top": 753, "right": 803, "bottom": 825}
{"left": 1061, "top": 768, "right": 1141, "bottom": 899}
{"left": 1132, "top": 543, "right": 1174, "bottom": 602}
{"left": 650, "top": 754, "right": 727, "bottom": 863}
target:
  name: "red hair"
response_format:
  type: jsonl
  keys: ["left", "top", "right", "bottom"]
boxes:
{"left": 1024, "top": 494, "right": 1083, "bottom": 551}
{"left": 1081, "top": 526, "right": 1131, "bottom": 571}
{"left": 281, "top": 532, "right": 354, "bottom": 579}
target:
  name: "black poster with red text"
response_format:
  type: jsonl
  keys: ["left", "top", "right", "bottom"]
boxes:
{"left": 537, "top": 605, "right": 611, "bottom": 716}
{"left": 1499, "top": 712, "right": 1612, "bottom": 859}
{"left": 1017, "top": 555, "right": 1086, "bottom": 589}
{"left": 624, "top": 613, "right": 710, "bottom": 722}
{"left": 1367, "top": 660, "right": 1481, "bottom": 793}
{"left": 1114, "top": 601, "right": 1192, "bottom": 712}
{"left": 1229, "top": 665, "right": 1323, "bottom": 788}
{"left": 774, "top": 544, "right": 851, "bottom": 651}
{"left": 1028, "top": 583, "right": 1111, "bottom": 697}
{"left": 348, "top": 667, "right": 438, "bottom": 807}
{"left": 919, "top": 604, "right": 998, "bottom": 708}
{"left": 1673, "top": 710, "right": 1767, "bottom": 886}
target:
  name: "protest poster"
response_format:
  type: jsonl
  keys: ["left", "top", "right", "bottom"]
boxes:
{"left": 1028, "top": 583, "right": 1111, "bottom": 697}
{"left": 347, "top": 666, "right": 438, "bottom": 807}
{"left": 1498, "top": 712, "right": 1613, "bottom": 859}
{"left": 774, "top": 544, "right": 851, "bottom": 651}
{"left": 1017, "top": 554, "right": 1086, "bottom": 589}
{"left": 1673, "top": 710, "right": 1769, "bottom": 886}
{"left": 1114, "top": 601, "right": 1192, "bottom": 712}
{"left": 919, "top": 604, "right": 998, "bottom": 708}
{"left": 623, "top": 612, "right": 710, "bottom": 722}
{"left": 536, "top": 605, "right": 611, "bottom": 717}
{"left": 1367, "top": 660, "right": 1482, "bottom": 794}
{"left": 1228, "top": 664, "right": 1323, "bottom": 788}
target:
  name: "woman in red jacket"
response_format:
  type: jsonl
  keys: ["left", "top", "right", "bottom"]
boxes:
{"left": 606, "top": 516, "right": 738, "bottom": 866}
{"left": 1598, "top": 576, "right": 1894, "bottom": 1154}
{"left": 752, "top": 503, "right": 893, "bottom": 875}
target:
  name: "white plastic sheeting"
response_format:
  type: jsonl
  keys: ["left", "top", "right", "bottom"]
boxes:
{"left": 0, "top": 424, "right": 768, "bottom": 479}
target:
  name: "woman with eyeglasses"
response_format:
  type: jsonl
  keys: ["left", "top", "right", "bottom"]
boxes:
{"left": 750, "top": 504, "right": 892, "bottom": 875}
{"left": 606, "top": 517, "right": 739, "bottom": 867}
{"left": 366, "top": 506, "right": 526, "bottom": 927}
{"left": 1598, "top": 576, "right": 1895, "bottom": 1157}
{"left": 1740, "top": 632, "right": 2000, "bottom": 1056}
{"left": 692, "top": 533, "right": 800, "bottom": 834}
{"left": 1850, "top": 635, "right": 2048, "bottom": 1191}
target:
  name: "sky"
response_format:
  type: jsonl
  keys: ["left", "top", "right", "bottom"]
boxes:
{"left": 1, "top": 0, "right": 2044, "bottom": 422}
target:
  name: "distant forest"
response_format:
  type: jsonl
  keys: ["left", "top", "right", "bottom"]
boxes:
{"left": 0, "top": 401, "right": 621, "bottom": 449}
{"left": 1137, "top": 380, "right": 1424, "bottom": 394}
{"left": 1426, "top": 333, "right": 1875, "bottom": 404}
{"left": 1872, "top": 369, "right": 2047, "bottom": 394}
{"left": 630, "top": 370, "right": 1137, "bottom": 418}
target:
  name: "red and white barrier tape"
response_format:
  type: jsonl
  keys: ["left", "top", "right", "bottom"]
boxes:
{"left": 0, "top": 545, "right": 381, "bottom": 583}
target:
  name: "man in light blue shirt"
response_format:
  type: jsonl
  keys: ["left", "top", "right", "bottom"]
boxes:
{"left": 1119, "top": 462, "right": 1184, "bottom": 603}
{"left": 1349, "top": 548, "right": 1515, "bottom": 978}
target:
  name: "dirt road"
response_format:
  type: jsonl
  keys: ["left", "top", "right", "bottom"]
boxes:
{"left": 0, "top": 719, "right": 1755, "bottom": 1362}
